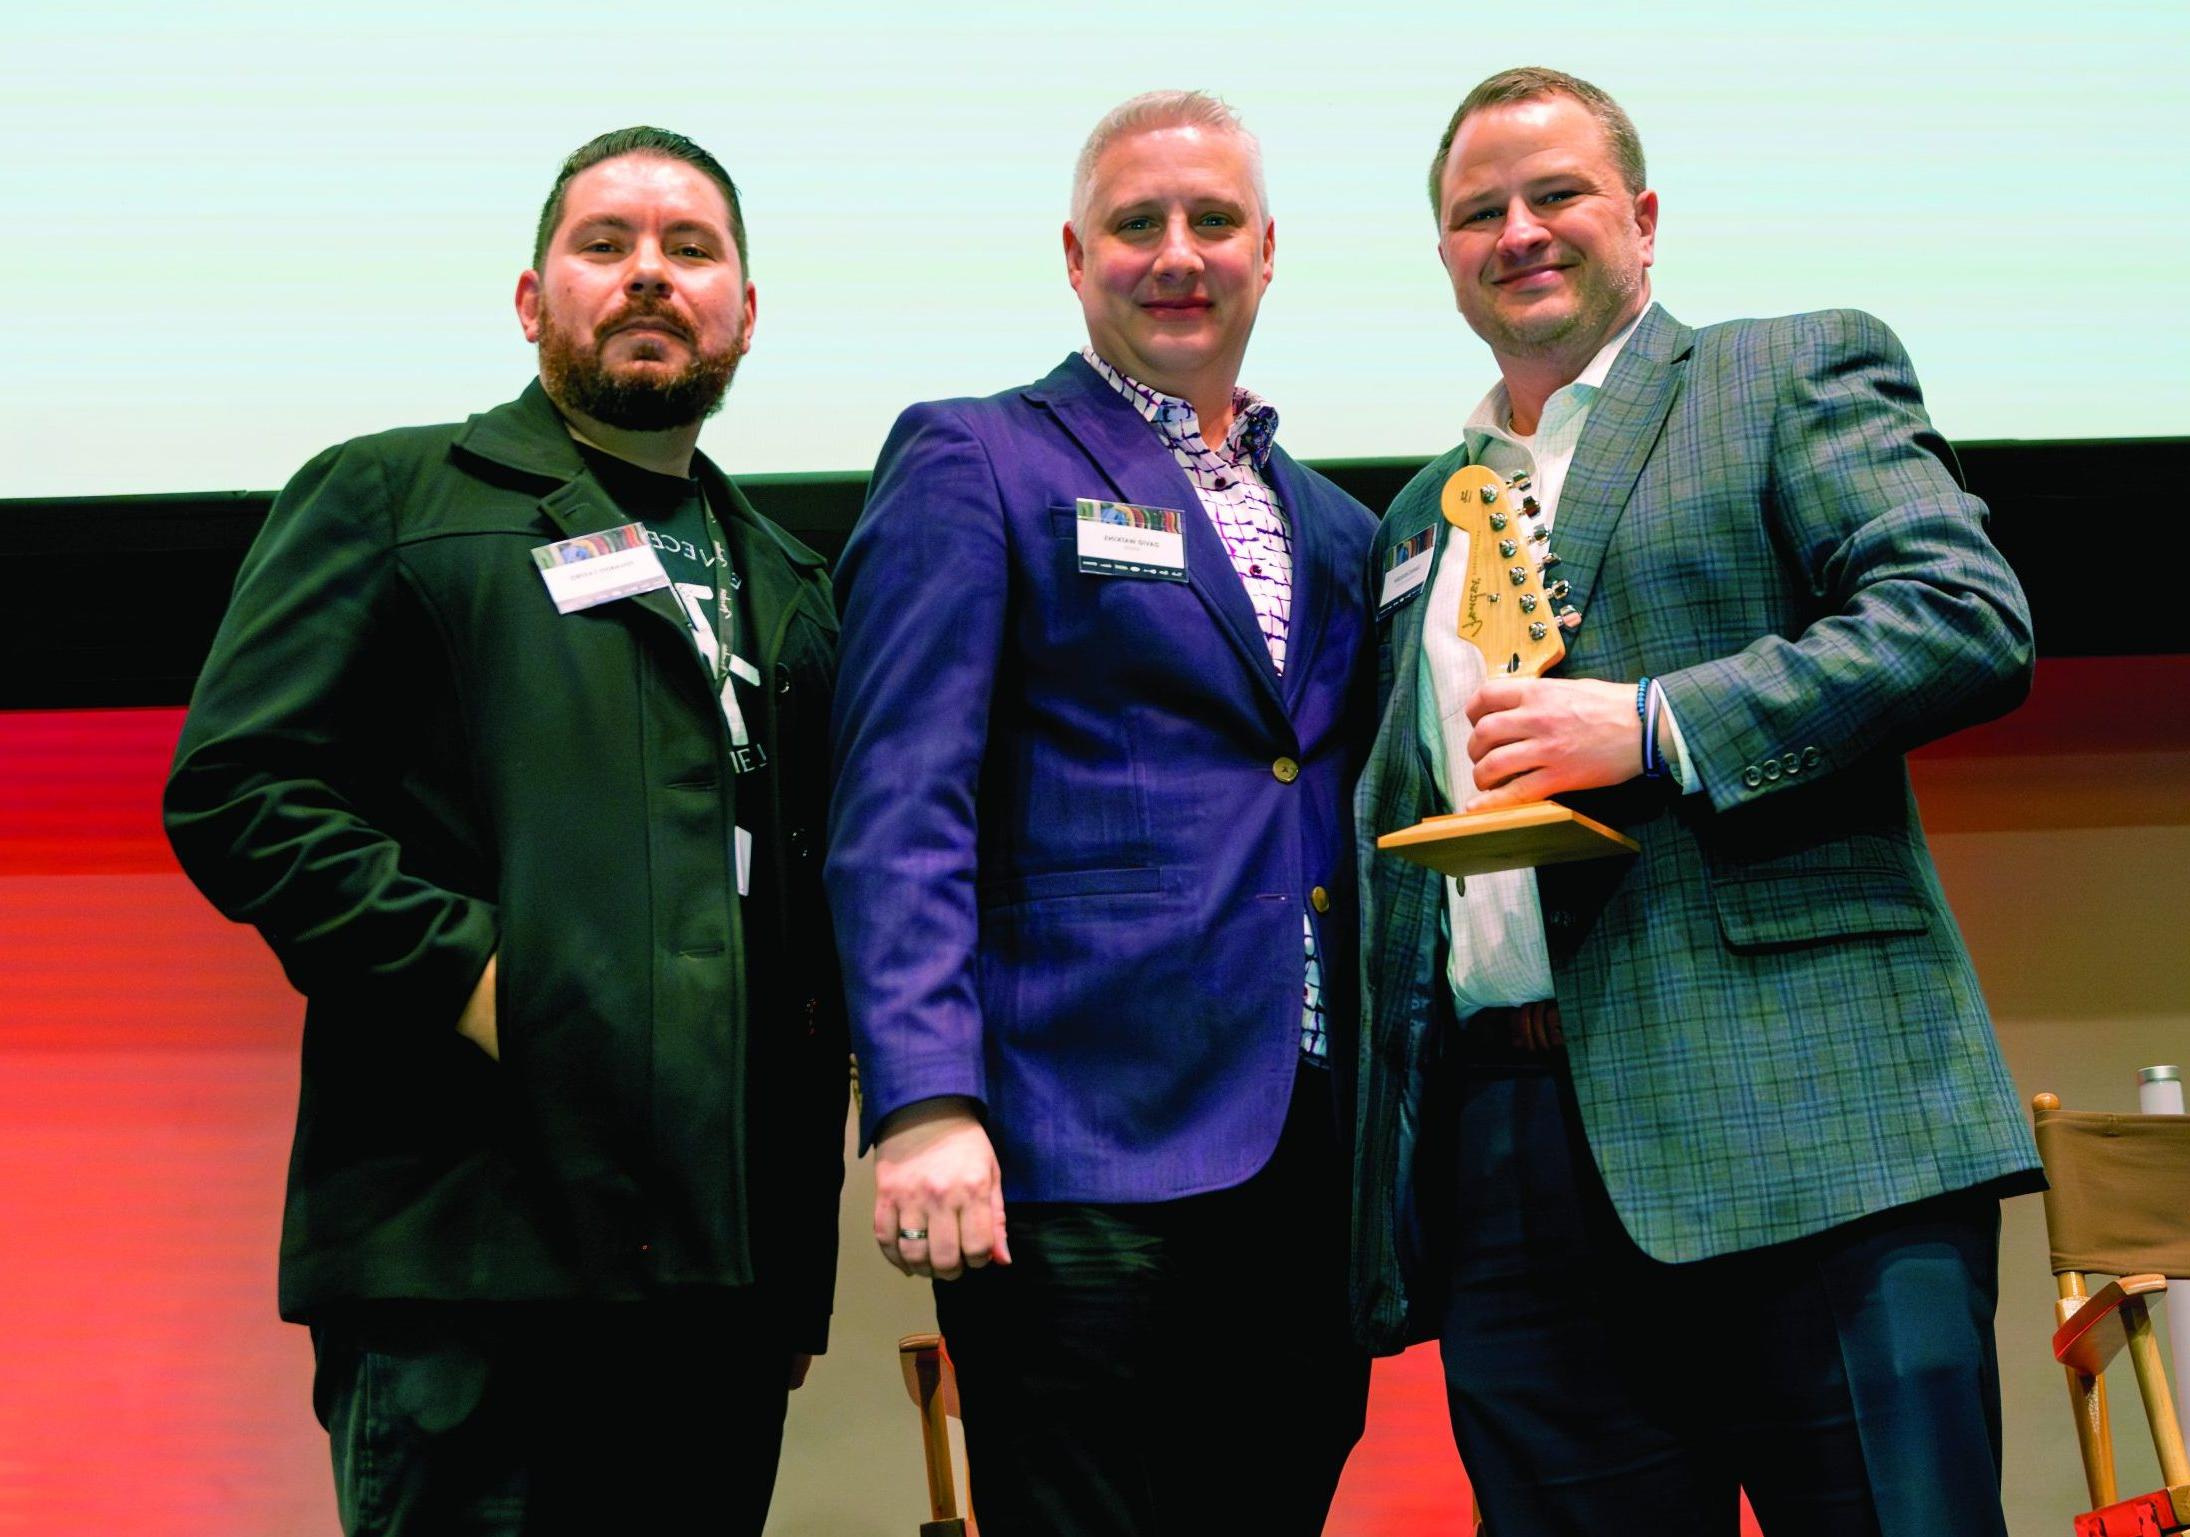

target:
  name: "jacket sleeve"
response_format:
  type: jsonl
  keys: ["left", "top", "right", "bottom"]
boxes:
{"left": 163, "top": 440, "right": 499, "bottom": 1021}
{"left": 824, "top": 402, "right": 1008, "bottom": 1147}
{"left": 1656, "top": 310, "right": 2034, "bottom": 810}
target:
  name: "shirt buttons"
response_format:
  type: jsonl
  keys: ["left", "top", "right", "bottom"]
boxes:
{"left": 1248, "top": 563, "right": 1264, "bottom": 577}
{"left": 1763, "top": 759, "right": 1782, "bottom": 781}
{"left": 1272, "top": 757, "right": 1300, "bottom": 783}
{"left": 1801, "top": 746, "right": 1822, "bottom": 769}
{"left": 1742, "top": 764, "right": 1765, "bottom": 789}
{"left": 1310, "top": 885, "right": 1331, "bottom": 914}
{"left": 1781, "top": 751, "right": 1802, "bottom": 775}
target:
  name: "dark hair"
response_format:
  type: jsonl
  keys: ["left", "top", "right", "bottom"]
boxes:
{"left": 532, "top": 126, "right": 749, "bottom": 274}
{"left": 1426, "top": 67, "right": 1646, "bottom": 217}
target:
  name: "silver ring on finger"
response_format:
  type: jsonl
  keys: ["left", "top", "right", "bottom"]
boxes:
{"left": 897, "top": 1227, "right": 929, "bottom": 1241}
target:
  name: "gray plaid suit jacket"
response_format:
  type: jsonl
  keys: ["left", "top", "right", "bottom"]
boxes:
{"left": 1348, "top": 304, "right": 2043, "bottom": 1353}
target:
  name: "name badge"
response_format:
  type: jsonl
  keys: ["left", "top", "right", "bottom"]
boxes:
{"left": 1075, "top": 498, "right": 1187, "bottom": 582}
{"left": 1377, "top": 527, "right": 1435, "bottom": 617}
{"left": 532, "top": 523, "right": 671, "bottom": 614}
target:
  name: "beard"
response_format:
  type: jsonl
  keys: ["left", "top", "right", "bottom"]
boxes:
{"left": 1469, "top": 253, "right": 1643, "bottom": 360}
{"left": 537, "top": 298, "right": 743, "bottom": 431}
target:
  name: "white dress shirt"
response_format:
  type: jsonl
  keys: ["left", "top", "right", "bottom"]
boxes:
{"left": 1418, "top": 314, "right": 1674, "bottom": 1015}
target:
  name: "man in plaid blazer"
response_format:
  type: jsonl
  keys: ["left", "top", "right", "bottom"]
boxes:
{"left": 1351, "top": 68, "right": 2041, "bottom": 1533}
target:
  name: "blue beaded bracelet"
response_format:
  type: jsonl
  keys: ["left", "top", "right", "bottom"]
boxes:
{"left": 1637, "top": 675, "right": 1666, "bottom": 780}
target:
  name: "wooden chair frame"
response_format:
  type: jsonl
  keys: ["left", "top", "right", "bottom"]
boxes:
{"left": 898, "top": 1331, "right": 973, "bottom": 1536}
{"left": 2035, "top": 1092, "right": 2190, "bottom": 1537}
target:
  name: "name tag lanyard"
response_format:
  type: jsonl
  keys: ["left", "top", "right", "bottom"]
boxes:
{"left": 698, "top": 495, "right": 769, "bottom": 775}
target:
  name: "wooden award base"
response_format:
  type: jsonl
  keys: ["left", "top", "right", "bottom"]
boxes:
{"left": 1376, "top": 802, "right": 1639, "bottom": 879}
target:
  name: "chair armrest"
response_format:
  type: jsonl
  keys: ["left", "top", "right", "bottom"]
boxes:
{"left": 2057, "top": 1275, "right": 2171, "bottom": 1376}
{"left": 900, "top": 1332, "right": 942, "bottom": 1407}
{"left": 898, "top": 1332, "right": 962, "bottom": 1417}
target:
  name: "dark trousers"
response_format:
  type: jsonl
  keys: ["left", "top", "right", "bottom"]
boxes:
{"left": 1438, "top": 1055, "right": 2009, "bottom": 1537}
{"left": 310, "top": 1300, "right": 792, "bottom": 1536}
{"left": 935, "top": 1064, "right": 1371, "bottom": 1537}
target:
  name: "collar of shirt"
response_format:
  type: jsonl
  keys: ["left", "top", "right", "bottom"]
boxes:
{"left": 1080, "top": 346, "right": 1280, "bottom": 471}
{"left": 1461, "top": 308, "right": 1645, "bottom": 461}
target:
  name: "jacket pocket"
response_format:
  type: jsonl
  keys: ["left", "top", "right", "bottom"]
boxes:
{"left": 977, "top": 864, "right": 1164, "bottom": 910}
{"left": 1711, "top": 865, "right": 1931, "bottom": 951}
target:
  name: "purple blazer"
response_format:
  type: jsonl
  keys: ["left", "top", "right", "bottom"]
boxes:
{"left": 826, "top": 355, "right": 1377, "bottom": 1202}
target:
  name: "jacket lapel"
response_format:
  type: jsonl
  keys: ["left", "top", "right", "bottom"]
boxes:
{"left": 534, "top": 476, "right": 692, "bottom": 640}
{"left": 1546, "top": 304, "right": 1693, "bottom": 649}
{"left": 452, "top": 381, "right": 708, "bottom": 652}
{"left": 1029, "top": 357, "right": 1289, "bottom": 720}
{"left": 1349, "top": 475, "right": 1454, "bottom": 893}
{"left": 1378, "top": 480, "right": 1455, "bottom": 813}
{"left": 1387, "top": 522, "right": 1438, "bottom": 740}
{"left": 1264, "top": 446, "right": 1329, "bottom": 715}
{"left": 699, "top": 465, "right": 825, "bottom": 685}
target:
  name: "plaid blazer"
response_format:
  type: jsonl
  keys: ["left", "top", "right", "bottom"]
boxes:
{"left": 1348, "top": 305, "right": 2043, "bottom": 1352}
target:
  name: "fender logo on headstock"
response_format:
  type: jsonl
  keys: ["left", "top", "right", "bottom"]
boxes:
{"left": 1372, "top": 463, "right": 1635, "bottom": 880}
{"left": 1438, "top": 464, "right": 1575, "bottom": 676}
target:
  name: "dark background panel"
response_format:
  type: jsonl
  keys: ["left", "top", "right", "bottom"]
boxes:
{"left": 3, "top": 438, "right": 2182, "bottom": 710}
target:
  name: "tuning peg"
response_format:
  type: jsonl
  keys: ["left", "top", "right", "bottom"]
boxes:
{"left": 1548, "top": 579, "right": 1571, "bottom": 601}
{"left": 1481, "top": 484, "right": 1499, "bottom": 503}
{"left": 1519, "top": 594, "right": 1539, "bottom": 613}
{"left": 1499, "top": 538, "right": 1518, "bottom": 557}
{"left": 1521, "top": 496, "right": 1541, "bottom": 516}
{"left": 1539, "top": 553, "right": 1562, "bottom": 572}
{"left": 1528, "top": 622, "right": 1549, "bottom": 641}
{"left": 1489, "top": 511, "right": 1508, "bottom": 531}
{"left": 1511, "top": 471, "right": 1533, "bottom": 491}
{"left": 1529, "top": 526, "right": 1549, "bottom": 544}
{"left": 1558, "top": 610, "right": 1582, "bottom": 631}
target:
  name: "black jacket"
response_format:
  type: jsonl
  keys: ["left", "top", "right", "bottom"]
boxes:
{"left": 165, "top": 382, "right": 847, "bottom": 1348}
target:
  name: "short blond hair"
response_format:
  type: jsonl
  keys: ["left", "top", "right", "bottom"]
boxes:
{"left": 1069, "top": 90, "right": 1268, "bottom": 230}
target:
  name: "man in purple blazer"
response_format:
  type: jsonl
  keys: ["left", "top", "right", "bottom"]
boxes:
{"left": 826, "top": 91, "right": 1376, "bottom": 1536}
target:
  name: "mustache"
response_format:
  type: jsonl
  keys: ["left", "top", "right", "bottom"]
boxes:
{"left": 596, "top": 301, "right": 695, "bottom": 345}
{"left": 1490, "top": 254, "right": 1574, "bottom": 282}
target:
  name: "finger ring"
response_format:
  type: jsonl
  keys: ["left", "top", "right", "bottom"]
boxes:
{"left": 897, "top": 1228, "right": 928, "bottom": 1241}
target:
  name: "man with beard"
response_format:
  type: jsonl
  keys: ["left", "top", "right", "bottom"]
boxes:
{"left": 165, "top": 127, "right": 846, "bottom": 1536}
{"left": 1350, "top": 69, "right": 2039, "bottom": 1533}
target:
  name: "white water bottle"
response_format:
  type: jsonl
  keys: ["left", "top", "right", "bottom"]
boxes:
{"left": 2139, "top": 1065, "right": 2185, "bottom": 1117}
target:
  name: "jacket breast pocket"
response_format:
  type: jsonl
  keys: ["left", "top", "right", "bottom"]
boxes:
{"left": 1710, "top": 865, "right": 1932, "bottom": 951}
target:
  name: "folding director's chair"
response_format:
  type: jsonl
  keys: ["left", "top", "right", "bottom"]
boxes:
{"left": 2032, "top": 1092, "right": 2190, "bottom": 1537}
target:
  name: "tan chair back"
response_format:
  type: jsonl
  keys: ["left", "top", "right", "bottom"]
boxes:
{"left": 2035, "top": 1107, "right": 2190, "bottom": 1277}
